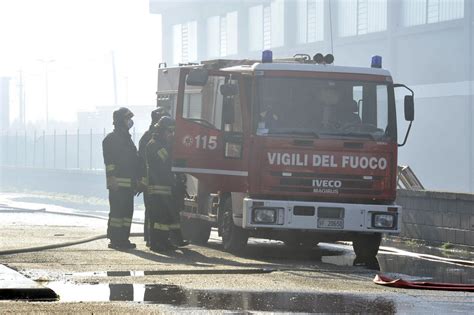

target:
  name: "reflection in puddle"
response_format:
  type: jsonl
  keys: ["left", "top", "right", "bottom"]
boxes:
{"left": 75, "top": 268, "right": 274, "bottom": 278}
{"left": 47, "top": 282, "right": 396, "bottom": 313}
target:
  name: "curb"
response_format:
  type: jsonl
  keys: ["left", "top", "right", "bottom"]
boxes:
{"left": 0, "top": 265, "right": 58, "bottom": 301}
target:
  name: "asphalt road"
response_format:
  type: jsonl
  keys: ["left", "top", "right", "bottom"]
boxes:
{"left": 0, "top": 193, "right": 473, "bottom": 313}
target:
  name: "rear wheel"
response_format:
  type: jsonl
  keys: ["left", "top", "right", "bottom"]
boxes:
{"left": 181, "top": 216, "right": 211, "bottom": 245}
{"left": 220, "top": 198, "right": 248, "bottom": 253}
{"left": 352, "top": 233, "right": 382, "bottom": 258}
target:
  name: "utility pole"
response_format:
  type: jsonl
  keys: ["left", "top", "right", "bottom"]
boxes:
{"left": 18, "top": 70, "right": 25, "bottom": 128}
{"left": 37, "top": 59, "right": 55, "bottom": 130}
{"left": 111, "top": 51, "right": 118, "bottom": 107}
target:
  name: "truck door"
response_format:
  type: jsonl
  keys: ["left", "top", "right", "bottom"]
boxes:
{"left": 172, "top": 69, "right": 249, "bottom": 193}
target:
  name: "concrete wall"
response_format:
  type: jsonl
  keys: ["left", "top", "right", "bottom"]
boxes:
{"left": 396, "top": 189, "right": 474, "bottom": 247}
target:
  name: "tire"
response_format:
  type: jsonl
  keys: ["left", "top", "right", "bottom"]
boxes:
{"left": 352, "top": 233, "right": 382, "bottom": 258}
{"left": 220, "top": 198, "right": 248, "bottom": 253}
{"left": 181, "top": 216, "right": 211, "bottom": 245}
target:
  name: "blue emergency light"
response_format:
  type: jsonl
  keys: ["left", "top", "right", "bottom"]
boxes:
{"left": 371, "top": 55, "right": 382, "bottom": 68}
{"left": 262, "top": 50, "right": 273, "bottom": 63}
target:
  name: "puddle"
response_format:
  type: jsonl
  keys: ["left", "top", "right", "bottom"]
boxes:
{"left": 75, "top": 268, "right": 274, "bottom": 277}
{"left": 318, "top": 244, "right": 474, "bottom": 284}
{"left": 46, "top": 282, "right": 396, "bottom": 313}
{"left": 376, "top": 254, "right": 474, "bottom": 284}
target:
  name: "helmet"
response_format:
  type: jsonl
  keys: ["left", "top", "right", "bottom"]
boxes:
{"left": 156, "top": 116, "right": 176, "bottom": 133}
{"left": 151, "top": 107, "right": 170, "bottom": 123}
{"left": 113, "top": 107, "right": 134, "bottom": 124}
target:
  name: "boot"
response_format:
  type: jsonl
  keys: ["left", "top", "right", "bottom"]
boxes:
{"left": 170, "top": 229, "right": 189, "bottom": 247}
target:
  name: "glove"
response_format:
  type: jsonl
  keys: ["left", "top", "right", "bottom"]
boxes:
{"left": 107, "top": 176, "right": 119, "bottom": 191}
{"left": 135, "top": 179, "right": 146, "bottom": 196}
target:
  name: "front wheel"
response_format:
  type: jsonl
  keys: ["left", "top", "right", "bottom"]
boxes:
{"left": 220, "top": 198, "right": 248, "bottom": 253}
{"left": 352, "top": 233, "right": 382, "bottom": 258}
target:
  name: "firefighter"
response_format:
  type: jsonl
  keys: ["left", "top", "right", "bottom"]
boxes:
{"left": 320, "top": 87, "right": 360, "bottom": 129}
{"left": 102, "top": 107, "right": 143, "bottom": 249}
{"left": 146, "top": 116, "right": 180, "bottom": 251}
{"left": 138, "top": 107, "right": 170, "bottom": 247}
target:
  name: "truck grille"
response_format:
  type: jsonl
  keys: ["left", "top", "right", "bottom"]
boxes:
{"left": 266, "top": 171, "right": 384, "bottom": 195}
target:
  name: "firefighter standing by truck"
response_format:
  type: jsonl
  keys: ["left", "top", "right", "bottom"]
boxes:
{"left": 146, "top": 116, "right": 184, "bottom": 251}
{"left": 102, "top": 107, "right": 143, "bottom": 249}
{"left": 138, "top": 107, "right": 170, "bottom": 246}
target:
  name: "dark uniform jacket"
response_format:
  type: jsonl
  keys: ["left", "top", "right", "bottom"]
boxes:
{"left": 146, "top": 136, "right": 175, "bottom": 196}
{"left": 138, "top": 127, "right": 154, "bottom": 183}
{"left": 102, "top": 128, "right": 140, "bottom": 189}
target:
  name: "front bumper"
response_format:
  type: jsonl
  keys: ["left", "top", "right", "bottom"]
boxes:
{"left": 242, "top": 198, "right": 401, "bottom": 233}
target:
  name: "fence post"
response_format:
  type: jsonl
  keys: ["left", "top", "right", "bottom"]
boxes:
{"left": 53, "top": 129, "right": 56, "bottom": 168}
{"left": 15, "top": 131, "right": 18, "bottom": 166}
{"left": 65, "top": 130, "right": 68, "bottom": 169}
{"left": 77, "top": 128, "right": 80, "bottom": 169}
{"left": 42, "top": 130, "right": 45, "bottom": 168}
{"left": 5, "top": 131, "right": 9, "bottom": 165}
{"left": 24, "top": 130, "right": 27, "bottom": 166}
{"left": 33, "top": 130, "right": 37, "bottom": 167}
{"left": 89, "top": 129, "right": 93, "bottom": 170}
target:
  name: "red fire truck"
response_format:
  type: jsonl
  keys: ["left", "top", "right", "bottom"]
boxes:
{"left": 157, "top": 52, "right": 414, "bottom": 258}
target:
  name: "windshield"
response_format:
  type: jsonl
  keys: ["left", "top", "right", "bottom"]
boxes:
{"left": 256, "top": 77, "right": 395, "bottom": 140}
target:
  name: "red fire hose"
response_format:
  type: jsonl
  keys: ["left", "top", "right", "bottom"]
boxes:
{"left": 374, "top": 274, "right": 474, "bottom": 292}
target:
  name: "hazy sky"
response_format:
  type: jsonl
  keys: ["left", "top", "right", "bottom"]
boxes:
{"left": 0, "top": 0, "right": 161, "bottom": 125}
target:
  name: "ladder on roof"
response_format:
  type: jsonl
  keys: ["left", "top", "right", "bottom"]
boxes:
{"left": 397, "top": 165, "right": 424, "bottom": 190}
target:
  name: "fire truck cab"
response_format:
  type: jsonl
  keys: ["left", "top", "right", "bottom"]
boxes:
{"left": 157, "top": 53, "right": 414, "bottom": 258}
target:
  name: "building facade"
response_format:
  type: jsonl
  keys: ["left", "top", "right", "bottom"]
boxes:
{"left": 150, "top": 0, "right": 473, "bottom": 193}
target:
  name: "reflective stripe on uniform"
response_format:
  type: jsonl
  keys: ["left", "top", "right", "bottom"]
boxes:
{"left": 157, "top": 148, "right": 168, "bottom": 161}
{"left": 148, "top": 185, "right": 172, "bottom": 195}
{"left": 153, "top": 222, "right": 170, "bottom": 231}
{"left": 168, "top": 223, "right": 181, "bottom": 230}
{"left": 106, "top": 164, "right": 116, "bottom": 172}
{"left": 116, "top": 177, "right": 132, "bottom": 188}
{"left": 123, "top": 218, "right": 133, "bottom": 227}
{"left": 109, "top": 217, "right": 123, "bottom": 228}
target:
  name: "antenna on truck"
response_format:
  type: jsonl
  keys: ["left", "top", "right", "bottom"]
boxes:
{"left": 329, "top": 0, "right": 334, "bottom": 55}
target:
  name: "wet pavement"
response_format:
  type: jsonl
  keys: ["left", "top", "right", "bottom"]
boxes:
{"left": 46, "top": 282, "right": 398, "bottom": 313}
{"left": 0, "top": 192, "right": 473, "bottom": 313}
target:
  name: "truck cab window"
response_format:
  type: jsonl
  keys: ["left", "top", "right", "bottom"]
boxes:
{"left": 183, "top": 75, "right": 242, "bottom": 132}
{"left": 256, "top": 77, "right": 394, "bottom": 140}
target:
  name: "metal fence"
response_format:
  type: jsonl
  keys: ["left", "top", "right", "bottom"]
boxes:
{"left": 0, "top": 128, "right": 143, "bottom": 170}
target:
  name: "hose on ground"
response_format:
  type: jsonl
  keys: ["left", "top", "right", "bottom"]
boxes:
{"left": 1, "top": 205, "right": 144, "bottom": 255}
{"left": 0, "top": 232, "right": 144, "bottom": 256}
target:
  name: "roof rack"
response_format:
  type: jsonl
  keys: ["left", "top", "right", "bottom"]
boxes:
{"left": 200, "top": 59, "right": 258, "bottom": 69}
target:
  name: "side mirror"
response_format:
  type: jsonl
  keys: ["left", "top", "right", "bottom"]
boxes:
{"left": 186, "top": 68, "right": 208, "bottom": 86}
{"left": 404, "top": 95, "right": 414, "bottom": 121}
{"left": 220, "top": 83, "right": 238, "bottom": 97}
{"left": 394, "top": 83, "right": 415, "bottom": 147}
{"left": 222, "top": 97, "right": 235, "bottom": 125}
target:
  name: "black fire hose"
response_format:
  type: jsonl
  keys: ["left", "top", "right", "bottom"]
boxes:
{"left": 0, "top": 206, "right": 144, "bottom": 256}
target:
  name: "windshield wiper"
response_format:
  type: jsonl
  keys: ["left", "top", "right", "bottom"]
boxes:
{"left": 319, "top": 132, "right": 376, "bottom": 140}
{"left": 268, "top": 129, "right": 319, "bottom": 138}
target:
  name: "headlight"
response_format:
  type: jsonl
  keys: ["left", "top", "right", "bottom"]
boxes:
{"left": 252, "top": 208, "right": 276, "bottom": 224}
{"left": 373, "top": 213, "right": 395, "bottom": 229}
